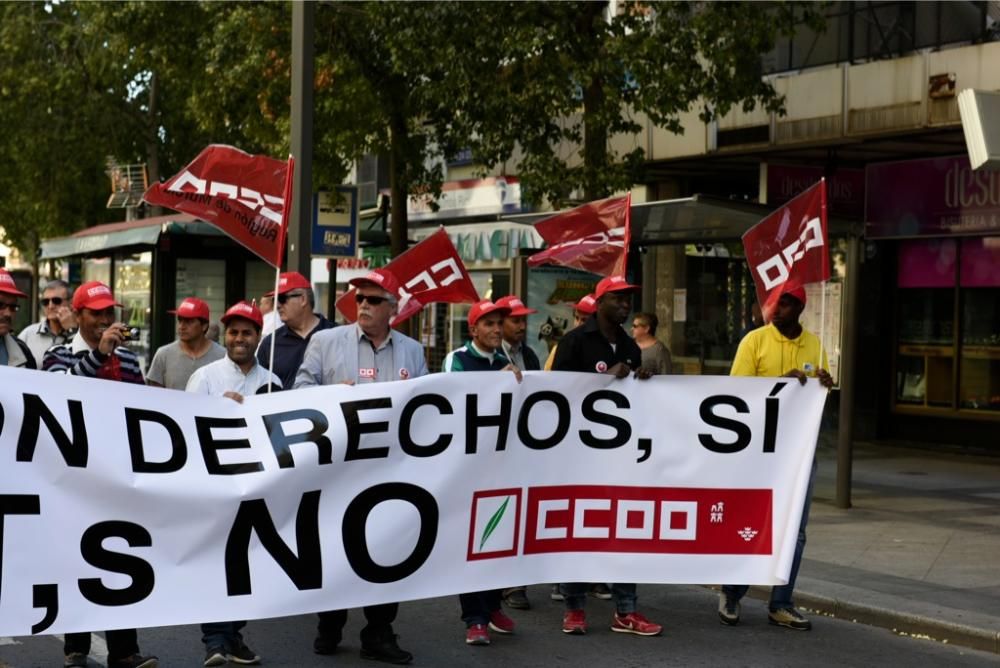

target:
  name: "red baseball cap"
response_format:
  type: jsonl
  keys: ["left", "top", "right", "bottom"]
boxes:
{"left": 574, "top": 293, "right": 597, "bottom": 315}
{"left": 594, "top": 275, "right": 640, "bottom": 299}
{"left": 0, "top": 268, "right": 26, "bottom": 298}
{"left": 349, "top": 268, "right": 402, "bottom": 298}
{"left": 266, "top": 272, "right": 312, "bottom": 296}
{"left": 494, "top": 295, "right": 537, "bottom": 317}
{"left": 72, "top": 281, "right": 122, "bottom": 311}
{"left": 220, "top": 300, "right": 263, "bottom": 329}
{"left": 467, "top": 300, "right": 510, "bottom": 328}
{"left": 781, "top": 286, "right": 807, "bottom": 306}
{"left": 168, "top": 297, "right": 210, "bottom": 320}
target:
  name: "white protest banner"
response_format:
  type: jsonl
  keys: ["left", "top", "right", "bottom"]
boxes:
{"left": 0, "top": 366, "right": 826, "bottom": 636}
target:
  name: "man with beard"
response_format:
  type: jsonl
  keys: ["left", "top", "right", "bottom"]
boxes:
{"left": 187, "top": 301, "right": 281, "bottom": 400}
{"left": 186, "top": 300, "right": 278, "bottom": 667}
{"left": 294, "top": 269, "right": 425, "bottom": 665}
{"left": 18, "top": 278, "right": 75, "bottom": 365}
{"left": 0, "top": 268, "right": 36, "bottom": 369}
{"left": 551, "top": 275, "right": 661, "bottom": 638}
{"left": 494, "top": 295, "right": 540, "bottom": 372}
{"left": 147, "top": 297, "right": 225, "bottom": 390}
{"left": 42, "top": 280, "right": 156, "bottom": 668}
{"left": 717, "top": 286, "right": 832, "bottom": 632}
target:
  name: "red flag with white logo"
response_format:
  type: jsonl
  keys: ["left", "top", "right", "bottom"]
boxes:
{"left": 142, "top": 145, "right": 292, "bottom": 267}
{"left": 742, "top": 179, "right": 829, "bottom": 320}
{"left": 337, "top": 228, "right": 479, "bottom": 326}
{"left": 527, "top": 194, "right": 631, "bottom": 277}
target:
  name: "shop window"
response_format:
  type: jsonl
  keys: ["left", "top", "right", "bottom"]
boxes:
{"left": 114, "top": 252, "right": 152, "bottom": 371}
{"left": 894, "top": 237, "right": 1000, "bottom": 414}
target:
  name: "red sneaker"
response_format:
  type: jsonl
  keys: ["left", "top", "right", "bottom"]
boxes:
{"left": 562, "top": 609, "right": 587, "bottom": 635}
{"left": 465, "top": 623, "right": 490, "bottom": 645}
{"left": 611, "top": 611, "right": 662, "bottom": 636}
{"left": 488, "top": 609, "right": 516, "bottom": 635}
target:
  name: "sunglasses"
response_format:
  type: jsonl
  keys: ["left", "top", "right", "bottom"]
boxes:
{"left": 355, "top": 293, "right": 389, "bottom": 306}
{"left": 41, "top": 297, "right": 64, "bottom": 306}
{"left": 277, "top": 291, "right": 305, "bottom": 305}
{"left": 0, "top": 301, "right": 20, "bottom": 312}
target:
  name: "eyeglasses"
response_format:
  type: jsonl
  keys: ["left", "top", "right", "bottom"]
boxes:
{"left": 0, "top": 302, "right": 20, "bottom": 313}
{"left": 277, "top": 291, "right": 305, "bottom": 305}
{"left": 41, "top": 297, "right": 64, "bottom": 306}
{"left": 355, "top": 293, "right": 389, "bottom": 306}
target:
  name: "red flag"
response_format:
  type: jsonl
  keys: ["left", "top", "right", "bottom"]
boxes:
{"left": 337, "top": 228, "right": 479, "bottom": 326}
{"left": 527, "top": 194, "right": 631, "bottom": 277}
{"left": 142, "top": 145, "right": 291, "bottom": 267}
{"left": 742, "top": 179, "right": 829, "bottom": 320}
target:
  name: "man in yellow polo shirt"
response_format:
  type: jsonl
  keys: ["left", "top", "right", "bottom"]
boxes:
{"left": 718, "top": 286, "right": 833, "bottom": 632}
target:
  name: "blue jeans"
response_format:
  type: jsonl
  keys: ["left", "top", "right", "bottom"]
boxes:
{"left": 201, "top": 621, "right": 246, "bottom": 651}
{"left": 561, "top": 583, "right": 637, "bottom": 614}
{"left": 723, "top": 456, "right": 817, "bottom": 610}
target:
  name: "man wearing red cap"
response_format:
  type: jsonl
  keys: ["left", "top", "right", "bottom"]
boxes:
{"left": 147, "top": 297, "right": 225, "bottom": 390}
{"left": 187, "top": 301, "right": 281, "bottom": 400}
{"left": 494, "top": 295, "right": 541, "bottom": 373}
{"left": 551, "top": 275, "right": 662, "bottom": 638}
{"left": 442, "top": 299, "right": 520, "bottom": 646}
{"left": 43, "top": 279, "right": 156, "bottom": 668}
{"left": 295, "top": 268, "right": 425, "bottom": 665}
{"left": 256, "top": 271, "right": 334, "bottom": 389}
{"left": 718, "top": 286, "right": 832, "bottom": 632}
{"left": 0, "top": 268, "right": 36, "bottom": 369}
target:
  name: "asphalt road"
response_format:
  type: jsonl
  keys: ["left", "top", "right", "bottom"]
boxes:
{"left": 1, "top": 585, "right": 995, "bottom": 667}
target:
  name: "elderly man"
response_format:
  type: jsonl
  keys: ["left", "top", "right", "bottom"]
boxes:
{"left": 551, "top": 275, "right": 661, "bottom": 638}
{"left": 42, "top": 280, "right": 156, "bottom": 668}
{"left": 717, "top": 286, "right": 833, "bottom": 632}
{"left": 0, "top": 268, "right": 36, "bottom": 369}
{"left": 295, "top": 268, "right": 426, "bottom": 665}
{"left": 18, "top": 278, "right": 76, "bottom": 365}
{"left": 493, "top": 295, "right": 540, "bottom": 372}
{"left": 257, "top": 272, "right": 335, "bottom": 389}
{"left": 186, "top": 300, "right": 278, "bottom": 666}
{"left": 147, "top": 297, "right": 225, "bottom": 390}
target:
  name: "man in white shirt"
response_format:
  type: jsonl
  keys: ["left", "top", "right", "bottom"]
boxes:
{"left": 187, "top": 300, "right": 281, "bottom": 400}
{"left": 185, "top": 300, "right": 278, "bottom": 666}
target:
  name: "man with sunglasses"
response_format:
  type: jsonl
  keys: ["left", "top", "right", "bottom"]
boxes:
{"left": 18, "top": 278, "right": 76, "bottom": 366}
{"left": 0, "top": 268, "right": 36, "bottom": 369}
{"left": 294, "top": 268, "right": 426, "bottom": 665}
{"left": 256, "top": 271, "right": 334, "bottom": 389}
{"left": 42, "top": 280, "right": 157, "bottom": 668}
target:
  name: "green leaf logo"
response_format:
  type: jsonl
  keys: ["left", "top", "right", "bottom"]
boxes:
{"left": 479, "top": 496, "right": 510, "bottom": 551}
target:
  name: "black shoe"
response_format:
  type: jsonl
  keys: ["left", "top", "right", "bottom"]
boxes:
{"left": 203, "top": 647, "right": 227, "bottom": 667}
{"left": 227, "top": 639, "right": 261, "bottom": 665}
{"left": 502, "top": 587, "right": 531, "bottom": 610}
{"left": 360, "top": 634, "right": 413, "bottom": 665}
{"left": 110, "top": 655, "right": 158, "bottom": 668}
{"left": 64, "top": 653, "right": 88, "bottom": 668}
{"left": 313, "top": 633, "right": 340, "bottom": 655}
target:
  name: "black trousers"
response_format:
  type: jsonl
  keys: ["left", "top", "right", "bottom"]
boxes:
{"left": 316, "top": 603, "right": 398, "bottom": 645}
{"left": 459, "top": 589, "right": 502, "bottom": 627}
{"left": 63, "top": 629, "right": 139, "bottom": 662}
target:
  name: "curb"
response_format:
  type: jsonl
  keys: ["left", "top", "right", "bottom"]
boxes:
{"left": 743, "top": 585, "right": 1000, "bottom": 655}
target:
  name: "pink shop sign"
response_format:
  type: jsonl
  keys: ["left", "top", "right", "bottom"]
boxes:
{"left": 866, "top": 156, "right": 1000, "bottom": 238}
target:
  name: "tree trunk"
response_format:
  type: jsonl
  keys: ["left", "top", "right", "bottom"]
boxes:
{"left": 144, "top": 71, "right": 162, "bottom": 217}
{"left": 388, "top": 110, "right": 409, "bottom": 259}
{"left": 579, "top": 3, "right": 609, "bottom": 202}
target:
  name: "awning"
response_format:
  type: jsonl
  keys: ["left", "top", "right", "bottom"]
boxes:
{"left": 40, "top": 214, "right": 224, "bottom": 259}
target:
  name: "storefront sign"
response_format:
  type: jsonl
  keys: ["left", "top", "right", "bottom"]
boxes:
{"left": 767, "top": 165, "right": 864, "bottom": 219}
{"left": 408, "top": 177, "right": 524, "bottom": 221}
{"left": 0, "top": 367, "right": 825, "bottom": 635}
{"left": 412, "top": 223, "right": 543, "bottom": 265}
{"left": 866, "top": 156, "right": 1000, "bottom": 238}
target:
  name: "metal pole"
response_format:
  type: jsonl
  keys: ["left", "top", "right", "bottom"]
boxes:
{"left": 289, "top": 1, "right": 315, "bottom": 278}
{"left": 835, "top": 234, "right": 861, "bottom": 508}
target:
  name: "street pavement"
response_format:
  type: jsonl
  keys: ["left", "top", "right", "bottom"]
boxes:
{"left": 2, "top": 440, "right": 998, "bottom": 667}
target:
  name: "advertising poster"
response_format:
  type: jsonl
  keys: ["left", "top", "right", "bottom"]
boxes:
{"left": 524, "top": 266, "right": 600, "bottom": 365}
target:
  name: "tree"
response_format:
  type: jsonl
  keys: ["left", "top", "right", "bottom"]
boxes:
{"left": 458, "top": 1, "right": 823, "bottom": 206}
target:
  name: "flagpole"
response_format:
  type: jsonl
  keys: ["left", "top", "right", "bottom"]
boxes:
{"left": 267, "top": 155, "right": 295, "bottom": 394}
{"left": 818, "top": 177, "right": 828, "bottom": 378}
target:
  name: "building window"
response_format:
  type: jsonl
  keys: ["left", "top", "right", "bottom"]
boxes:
{"left": 894, "top": 237, "right": 1000, "bottom": 414}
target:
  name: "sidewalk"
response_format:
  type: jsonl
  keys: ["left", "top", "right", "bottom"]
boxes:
{"left": 751, "top": 438, "right": 1000, "bottom": 653}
